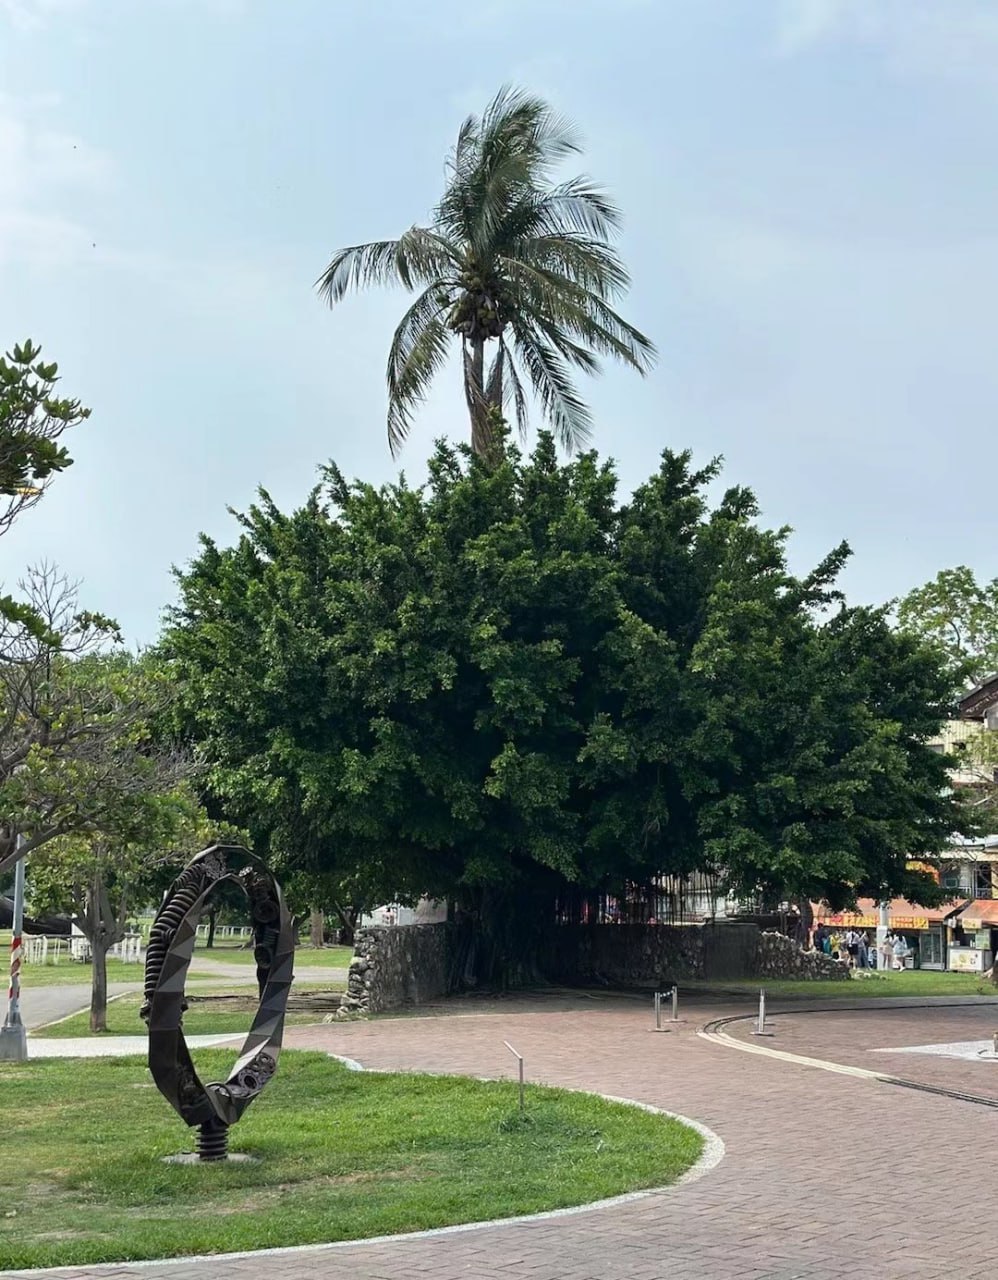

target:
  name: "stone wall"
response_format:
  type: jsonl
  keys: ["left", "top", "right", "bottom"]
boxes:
{"left": 337, "top": 923, "right": 452, "bottom": 1017}
{"left": 755, "top": 930, "right": 850, "bottom": 980}
{"left": 541, "top": 922, "right": 848, "bottom": 987}
{"left": 542, "top": 923, "right": 706, "bottom": 986}
{"left": 337, "top": 919, "right": 847, "bottom": 1017}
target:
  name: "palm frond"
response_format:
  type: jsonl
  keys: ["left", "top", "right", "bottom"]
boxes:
{"left": 484, "top": 339, "right": 529, "bottom": 439}
{"left": 504, "top": 345, "right": 530, "bottom": 439}
{"left": 437, "top": 86, "right": 585, "bottom": 257}
{"left": 533, "top": 176, "right": 622, "bottom": 240}
{"left": 385, "top": 289, "right": 452, "bottom": 456}
{"left": 316, "top": 227, "right": 457, "bottom": 306}
{"left": 511, "top": 232, "right": 632, "bottom": 296}
{"left": 508, "top": 318, "right": 594, "bottom": 452}
{"left": 504, "top": 260, "right": 656, "bottom": 373}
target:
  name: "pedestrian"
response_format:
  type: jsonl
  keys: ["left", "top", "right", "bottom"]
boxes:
{"left": 893, "top": 933, "right": 908, "bottom": 971}
{"left": 879, "top": 933, "right": 893, "bottom": 973}
{"left": 829, "top": 930, "right": 842, "bottom": 960}
{"left": 845, "top": 928, "right": 859, "bottom": 969}
{"left": 857, "top": 931, "right": 869, "bottom": 969}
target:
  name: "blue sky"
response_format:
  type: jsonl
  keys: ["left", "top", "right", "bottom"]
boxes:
{"left": 2, "top": 0, "right": 997, "bottom": 644}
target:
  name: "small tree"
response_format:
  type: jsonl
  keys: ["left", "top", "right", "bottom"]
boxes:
{"left": 0, "top": 341, "right": 90, "bottom": 633}
{"left": 0, "top": 570, "right": 133, "bottom": 875}
{"left": 896, "top": 566, "right": 998, "bottom": 684}
{"left": 30, "top": 780, "right": 214, "bottom": 1032}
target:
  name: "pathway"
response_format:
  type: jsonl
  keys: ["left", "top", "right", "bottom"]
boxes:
{"left": 8, "top": 994, "right": 998, "bottom": 1279}
{"left": 18, "top": 955, "right": 345, "bottom": 1033}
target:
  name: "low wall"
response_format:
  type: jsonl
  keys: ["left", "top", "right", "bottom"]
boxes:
{"left": 543, "top": 923, "right": 706, "bottom": 986}
{"left": 338, "top": 919, "right": 846, "bottom": 1016}
{"left": 755, "top": 930, "right": 849, "bottom": 980}
{"left": 337, "top": 923, "right": 453, "bottom": 1017}
{"left": 542, "top": 922, "right": 846, "bottom": 986}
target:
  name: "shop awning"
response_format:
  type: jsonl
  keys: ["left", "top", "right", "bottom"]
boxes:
{"left": 812, "top": 898, "right": 961, "bottom": 930}
{"left": 952, "top": 899, "right": 998, "bottom": 929}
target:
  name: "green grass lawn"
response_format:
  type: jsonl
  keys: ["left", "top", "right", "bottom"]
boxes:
{"left": 33, "top": 990, "right": 336, "bottom": 1038}
{"left": 192, "top": 941, "right": 354, "bottom": 968}
{"left": 0, "top": 1050, "right": 702, "bottom": 1269}
{"left": 18, "top": 956, "right": 143, "bottom": 986}
{"left": 688, "top": 969, "right": 998, "bottom": 1000}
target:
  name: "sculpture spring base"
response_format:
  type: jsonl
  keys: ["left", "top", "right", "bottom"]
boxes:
{"left": 197, "top": 1119, "right": 229, "bottom": 1161}
{"left": 162, "top": 1151, "right": 257, "bottom": 1165}
{"left": 162, "top": 1120, "right": 258, "bottom": 1164}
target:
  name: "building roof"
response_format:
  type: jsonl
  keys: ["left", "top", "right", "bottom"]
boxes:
{"left": 952, "top": 899, "right": 998, "bottom": 928}
{"left": 958, "top": 674, "right": 998, "bottom": 720}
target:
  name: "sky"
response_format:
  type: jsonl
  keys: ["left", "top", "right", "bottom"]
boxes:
{"left": 2, "top": 0, "right": 997, "bottom": 645}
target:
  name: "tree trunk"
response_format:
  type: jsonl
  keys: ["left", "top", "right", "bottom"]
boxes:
{"left": 463, "top": 337, "right": 490, "bottom": 457}
{"left": 309, "top": 908, "right": 324, "bottom": 949}
{"left": 90, "top": 933, "right": 109, "bottom": 1033}
{"left": 449, "top": 879, "right": 556, "bottom": 991}
{"left": 206, "top": 906, "right": 217, "bottom": 949}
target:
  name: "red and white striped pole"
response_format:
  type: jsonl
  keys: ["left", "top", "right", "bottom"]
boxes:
{"left": 0, "top": 836, "right": 27, "bottom": 1060}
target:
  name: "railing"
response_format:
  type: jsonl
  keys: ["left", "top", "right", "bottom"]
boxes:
{"left": 193, "top": 923, "right": 253, "bottom": 940}
{"left": 22, "top": 934, "right": 144, "bottom": 965}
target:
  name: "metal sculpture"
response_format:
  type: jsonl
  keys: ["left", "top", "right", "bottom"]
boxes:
{"left": 141, "top": 845, "right": 294, "bottom": 1161}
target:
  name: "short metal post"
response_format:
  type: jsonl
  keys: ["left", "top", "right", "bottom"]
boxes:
{"left": 503, "top": 1040, "right": 525, "bottom": 1114}
{"left": 752, "top": 987, "right": 774, "bottom": 1036}
{"left": 670, "top": 985, "right": 679, "bottom": 1022}
{"left": 651, "top": 990, "right": 670, "bottom": 1032}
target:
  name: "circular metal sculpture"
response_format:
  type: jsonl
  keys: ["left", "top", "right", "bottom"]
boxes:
{"left": 141, "top": 845, "right": 294, "bottom": 1161}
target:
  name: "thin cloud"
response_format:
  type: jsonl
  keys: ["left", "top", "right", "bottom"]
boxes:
{"left": 775, "top": 0, "right": 998, "bottom": 86}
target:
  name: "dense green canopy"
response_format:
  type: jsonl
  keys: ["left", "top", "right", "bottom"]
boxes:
{"left": 165, "top": 434, "right": 968, "bottom": 976}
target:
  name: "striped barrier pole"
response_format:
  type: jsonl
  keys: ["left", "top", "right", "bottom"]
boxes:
{"left": 0, "top": 845, "right": 28, "bottom": 1060}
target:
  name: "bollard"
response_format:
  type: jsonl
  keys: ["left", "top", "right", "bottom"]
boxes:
{"left": 670, "top": 985, "right": 680, "bottom": 1023}
{"left": 752, "top": 987, "right": 775, "bottom": 1036}
{"left": 651, "top": 990, "right": 671, "bottom": 1032}
{"left": 503, "top": 1041, "right": 525, "bottom": 1114}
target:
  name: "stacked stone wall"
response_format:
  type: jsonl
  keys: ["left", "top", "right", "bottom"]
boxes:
{"left": 336, "top": 923, "right": 452, "bottom": 1017}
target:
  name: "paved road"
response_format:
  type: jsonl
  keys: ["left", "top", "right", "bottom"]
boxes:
{"left": 19, "top": 956, "right": 345, "bottom": 1032}
{"left": 12, "top": 994, "right": 998, "bottom": 1280}
{"left": 20, "top": 981, "right": 141, "bottom": 1031}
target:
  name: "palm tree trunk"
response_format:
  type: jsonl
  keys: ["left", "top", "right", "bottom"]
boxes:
{"left": 463, "top": 338, "right": 490, "bottom": 457}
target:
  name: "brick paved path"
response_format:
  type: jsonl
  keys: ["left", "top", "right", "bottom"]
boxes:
{"left": 724, "top": 1001, "right": 998, "bottom": 1100}
{"left": 10, "top": 997, "right": 996, "bottom": 1280}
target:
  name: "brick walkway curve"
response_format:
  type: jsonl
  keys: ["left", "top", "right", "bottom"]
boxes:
{"left": 9, "top": 996, "right": 992, "bottom": 1280}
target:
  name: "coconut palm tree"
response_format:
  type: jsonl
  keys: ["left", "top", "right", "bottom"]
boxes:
{"left": 316, "top": 87, "right": 656, "bottom": 459}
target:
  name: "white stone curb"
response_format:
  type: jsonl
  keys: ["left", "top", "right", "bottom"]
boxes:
{"left": 6, "top": 1054, "right": 725, "bottom": 1276}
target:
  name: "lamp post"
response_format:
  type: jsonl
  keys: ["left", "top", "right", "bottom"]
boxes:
{"left": 0, "top": 834, "right": 27, "bottom": 1060}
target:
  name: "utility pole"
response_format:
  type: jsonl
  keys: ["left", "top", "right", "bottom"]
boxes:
{"left": 0, "top": 836, "right": 28, "bottom": 1061}
{"left": 876, "top": 899, "right": 890, "bottom": 973}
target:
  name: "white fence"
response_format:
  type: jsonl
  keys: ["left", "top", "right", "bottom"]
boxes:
{"left": 22, "top": 934, "right": 144, "bottom": 965}
{"left": 194, "top": 924, "right": 252, "bottom": 941}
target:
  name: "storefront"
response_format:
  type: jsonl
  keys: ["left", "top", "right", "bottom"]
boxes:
{"left": 946, "top": 899, "right": 998, "bottom": 973}
{"left": 812, "top": 898, "right": 958, "bottom": 969}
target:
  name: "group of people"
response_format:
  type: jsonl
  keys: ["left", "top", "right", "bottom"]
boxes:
{"left": 812, "top": 925, "right": 911, "bottom": 970}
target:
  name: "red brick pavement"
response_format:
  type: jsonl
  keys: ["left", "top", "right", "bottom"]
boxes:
{"left": 8, "top": 995, "right": 995, "bottom": 1280}
{"left": 724, "top": 1001, "right": 998, "bottom": 1100}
